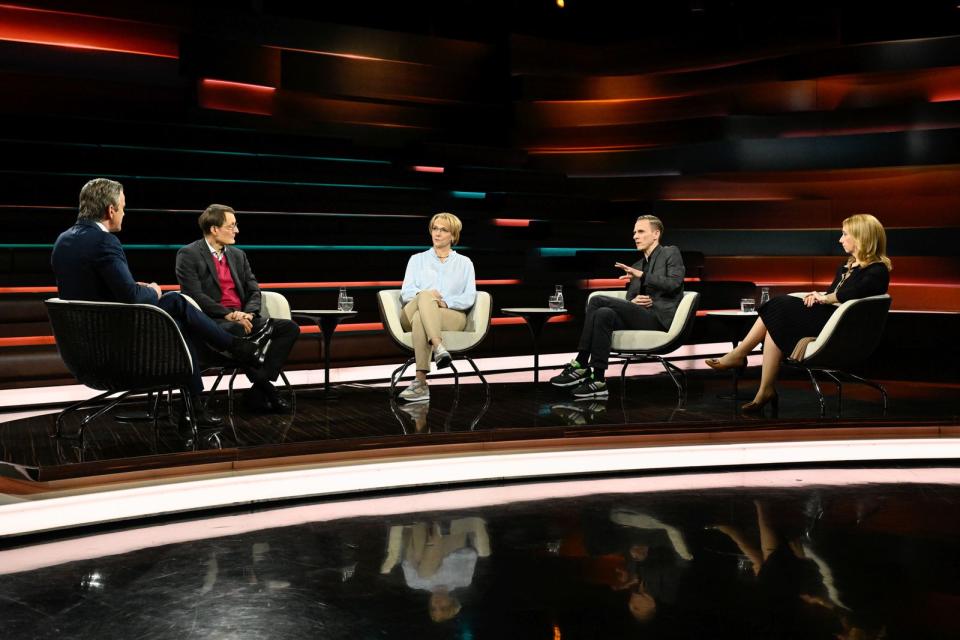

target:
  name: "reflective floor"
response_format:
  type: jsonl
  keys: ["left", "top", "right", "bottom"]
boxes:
{"left": 2, "top": 374, "right": 958, "bottom": 478}
{"left": 3, "top": 467, "right": 960, "bottom": 639}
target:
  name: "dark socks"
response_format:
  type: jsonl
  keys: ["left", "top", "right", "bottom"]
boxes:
{"left": 576, "top": 352, "right": 590, "bottom": 368}
{"left": 592, "top": 367, "right": 606, "bottom": 381}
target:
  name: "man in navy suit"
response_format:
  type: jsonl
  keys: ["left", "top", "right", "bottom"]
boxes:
{"left": 176, "top": 204, "right": 300, "bottom": 413}
{"left": 51, "top": 178, "right": 267, "bottom": 427}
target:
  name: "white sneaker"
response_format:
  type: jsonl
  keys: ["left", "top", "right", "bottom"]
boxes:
{"left": 433, "top": 344, "right": 452, "bottom": 369}
{"left": 398, "top": 379, "right": 430, "bottom": 403}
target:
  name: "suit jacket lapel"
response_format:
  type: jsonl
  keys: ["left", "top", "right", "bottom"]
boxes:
{"left": 200, "top": 241, "right": 222, "bottom": 294}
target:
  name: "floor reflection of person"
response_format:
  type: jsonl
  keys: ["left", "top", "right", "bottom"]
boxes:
{"left": 396, "top": 400, "right": 430, "bottom": 433}
{"left": 609, "top": 508, "right": 694, "bottom": 623}
{"left": 711, "top": 499, "right": 853, "bottom": 638}
{"left": 380, "top": 517, "right": 491, "bottom": 622}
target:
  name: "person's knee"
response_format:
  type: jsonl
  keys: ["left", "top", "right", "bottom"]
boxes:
{"left": 595, "top": 307, "right": 616, "bottom": 324}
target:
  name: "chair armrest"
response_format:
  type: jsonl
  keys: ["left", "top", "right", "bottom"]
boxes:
{"left": 587, "top": 290, "right": 628, "bottom": 304}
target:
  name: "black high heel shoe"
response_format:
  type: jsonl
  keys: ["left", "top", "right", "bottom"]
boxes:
{"left": 741, "top": 391, "right": 779, "bottom": 416}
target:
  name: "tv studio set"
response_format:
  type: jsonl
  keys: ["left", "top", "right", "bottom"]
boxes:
{"left": 1, "top": 1, "right": 959, "bottom": 637}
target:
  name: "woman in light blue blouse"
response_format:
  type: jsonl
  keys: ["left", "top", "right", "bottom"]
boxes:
{"left": 397, "top": 212, "right": 477, "bottom": 403}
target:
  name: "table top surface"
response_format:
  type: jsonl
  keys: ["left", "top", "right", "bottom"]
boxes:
{"left": 292, "top": 309, "right": 359, "bottom": 316}
{"left": 706, "top": 310, "right": 759, "bottom": 316}
{"left": 501, "top": 307, "right": 568, "bottom": 314}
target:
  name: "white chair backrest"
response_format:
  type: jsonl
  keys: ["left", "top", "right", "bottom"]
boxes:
{"left": 664, "top": 291, "right": 699, "bottom": 337}
{"left": 261, "top": 291, "right": 291, "bottom": 320}
{"left": 802, "top": 294, "right": 891, "bottom": 360}
{"left": 377, "top": 290, "right": 407, "bottom": 341}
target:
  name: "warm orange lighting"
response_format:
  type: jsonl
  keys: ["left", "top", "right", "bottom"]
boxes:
{"left": 198, "top": 78, "right": 276, "bottom": 116}
{"left": 412, "top": 165, "right": 445, "bottom": 173}
{"left": 557, "top": 0, "right": 565, "bottom": 7}
{"left": 0, "top": 4, "right": 178, "bottom": 58}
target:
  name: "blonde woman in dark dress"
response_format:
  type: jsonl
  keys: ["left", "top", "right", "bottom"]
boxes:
{"left": 706, "top": 214, "right": 892, "bottom": 413}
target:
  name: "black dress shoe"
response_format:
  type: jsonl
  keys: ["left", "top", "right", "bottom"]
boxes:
{"left": 178, "top": 406, "right": 224, "bottom": 434}
{"left": 258, "top": 382, "right": 292, "bottom": 414}
{"left": 266, "top": 395, "right": 292, "bottom": 413}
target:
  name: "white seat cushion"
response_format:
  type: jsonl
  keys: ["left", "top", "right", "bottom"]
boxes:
{"left": 586, "top": 290, "right": 698, "bottom": 353}
{"left": 378, "top": 289, "right": 491, "bottom": 353}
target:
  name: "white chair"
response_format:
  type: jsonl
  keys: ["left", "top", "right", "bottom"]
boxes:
{"left": 784, "top": 293, "right": 891, "bottom": 417}
{"left": 181, "top": 290, "right": 294, "bottom": 412}
{"left": 586, "top": 290, "right": 700, "bottom": 398}
{"left": 377, "top": 290, "right": 492, "bottom": 395}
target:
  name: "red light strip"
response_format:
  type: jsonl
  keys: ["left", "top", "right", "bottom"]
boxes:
{"left": 412, "top": 165, "right": 444, "bottom": 173}
{"left": 580, "top": 278, "right": 701, "bottom": 289}
{"left": 492, "top": 219, "right": 531, "bottom": 227}
{"left": 199, "top": 78, "right": 275, "bottom": 116}
{"left": 0, "top": 4, "right": 178, "bottom": 58}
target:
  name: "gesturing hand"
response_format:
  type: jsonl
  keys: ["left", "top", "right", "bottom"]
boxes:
{"left": 632, "top": 295, "right": 653, "bottom": 308}
{"left": 615, "top": 262, "right": 643, "bottom": 279}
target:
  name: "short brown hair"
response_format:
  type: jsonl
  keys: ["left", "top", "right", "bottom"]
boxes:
{"left": 429, "top": 212, "right": 463, "bottom": 244}
{"left": 199, "top": 204, "right": 235, "bottom": 235}
{"left": 636, "top": 214, "right": 664, "bottom": 235}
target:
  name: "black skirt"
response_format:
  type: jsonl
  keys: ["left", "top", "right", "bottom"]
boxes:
{"left": 758, "top": 295, "right": 837, "bottom": 354}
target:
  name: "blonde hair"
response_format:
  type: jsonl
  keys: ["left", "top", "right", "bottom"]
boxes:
{"left": 843, "top": 214, "right": 892, "bottom": 271}
{"left": 429, "top": 212, "right": 462, "bottom": 245}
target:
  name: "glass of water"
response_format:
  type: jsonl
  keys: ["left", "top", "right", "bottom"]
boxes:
{"left": 548, "top": 295, "right": 562, "bottom": 310}
{"left": 339, "top": 296, "right": 354, "bottom": 312}
{"left": 740, "top": 298, "right": 756, "bottom": 313}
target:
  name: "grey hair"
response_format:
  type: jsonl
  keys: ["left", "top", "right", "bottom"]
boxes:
{"left": 78, "top": 178, "right": 123, "bottom": 222}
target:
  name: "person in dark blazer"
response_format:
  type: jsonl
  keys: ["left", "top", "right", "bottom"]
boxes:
{"left": 706, "top": 213, "right": 891, "bottom": 414}
{"left": 550, "top": 215, "right": 686, "bottom": 399}
{"left": 51, "top": 178, "right": 266, "bottom": 427}
{"left": 175, "top": 204, "right": 300, "bottom": 413}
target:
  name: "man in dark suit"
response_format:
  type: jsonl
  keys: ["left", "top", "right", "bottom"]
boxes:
{"left": 51, "top": 178, "right": 267, "bottom": 427}
{"left": 175, "top": 204, "right": 300, "bottom": 413}
{"left": 550, "top": 215, "right": 685, "bottom": 399}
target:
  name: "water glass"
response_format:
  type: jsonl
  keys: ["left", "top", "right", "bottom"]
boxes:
{"left": 740, "top": 298, "right": 756, "bottom": 313}
{"left": 339, "top": 296, "right": 354, "bottom": 312}
{"left": 548, "top": 295, "right": 563, "bottom": 310}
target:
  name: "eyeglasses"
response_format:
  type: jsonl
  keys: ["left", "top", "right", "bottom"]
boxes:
{"left": 431, "top": 226, "right": 450, "bottom": 233}
{"left": 219, "top": 223, "right": 238, "bottom": 231}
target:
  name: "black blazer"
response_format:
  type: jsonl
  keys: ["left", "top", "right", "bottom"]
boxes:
{"left": 625, "top": 244, "right": 686, "bottom": 329}
{"left": 51, "top": 220, "right": 158, "bottom": 304}
{"left": 175, "top": 239, "right": 262, "bottom": 320}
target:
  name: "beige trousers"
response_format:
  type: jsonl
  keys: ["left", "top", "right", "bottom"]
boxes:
{"left": 400, "top": 291, "right": 467, "bottom": 371}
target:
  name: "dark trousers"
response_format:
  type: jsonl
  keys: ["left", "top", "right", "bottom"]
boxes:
{"left": 156, "top": 292, "right": 235, "bottom": 395}
{"left": 577, "top": 295, "right": 663, "bottom": 369}
{"left": 218, "top": 317, "right": 300, "bottom": 386}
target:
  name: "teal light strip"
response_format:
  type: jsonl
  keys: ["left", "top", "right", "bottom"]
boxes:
{"left": 103, "top": 144, "right": 391, "bottom": 165}
{"left": 0, "top": 170, "right": 428, "bottom": 192}
{"left": 1, "top": 244, "right": 466, "bottom": 251}
{"left": 0, "top": 138, "right": 392, "bottom": 165}
{"left": 450, "top": 191, "right": 486, "bottom": 199}
{"left": 539, "top": 247, "right": 634, "bottom": 257}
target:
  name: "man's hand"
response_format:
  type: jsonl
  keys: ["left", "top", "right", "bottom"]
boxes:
{"left": 139, "top": 281, "right": 162, "bottom": 300}
{"left": 632, "top": 294, "right": 653, "bottom": 307}
{"left": 615, "top": 262, "right": 643, "bottom": 280}
{"left": 225, "top": 311, "right": 254, "bottom": 333}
